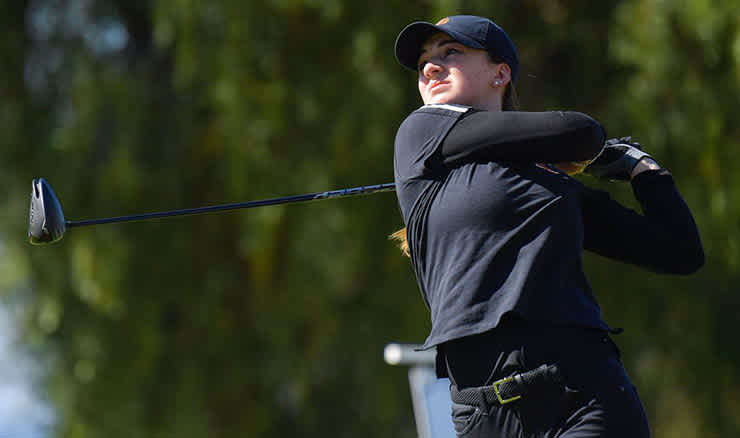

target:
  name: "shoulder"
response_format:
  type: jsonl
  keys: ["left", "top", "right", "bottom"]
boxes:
{"left": 395, "top": 105, "right": 473, "bottom": 163}
{"left": 397, "top": 104, "right": 471, "bottom": 134}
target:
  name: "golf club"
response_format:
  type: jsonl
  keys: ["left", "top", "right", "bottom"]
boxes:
{"left": 28, "top": 178, "right": 396, "bottom": 245}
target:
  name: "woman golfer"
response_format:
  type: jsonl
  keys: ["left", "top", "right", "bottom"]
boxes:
{"left": 392, "top": 15, "right": 704, "bottom": 438}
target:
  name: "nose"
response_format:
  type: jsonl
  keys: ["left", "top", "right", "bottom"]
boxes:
{"left": 422, "top": 58, "right": 443, "bottom": 78}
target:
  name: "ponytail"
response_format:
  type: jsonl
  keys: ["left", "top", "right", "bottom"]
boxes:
{"left": 389, "top": 227, "right": 410, "bottom": 257}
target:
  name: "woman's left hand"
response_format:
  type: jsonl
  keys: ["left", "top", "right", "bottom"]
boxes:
{"left": 583, "top": 138, "right": 653, "bottom": 181}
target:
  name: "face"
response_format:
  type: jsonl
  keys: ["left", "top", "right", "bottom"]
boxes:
{"left": 417, "top": 32, "right": 509, "bottom": 110}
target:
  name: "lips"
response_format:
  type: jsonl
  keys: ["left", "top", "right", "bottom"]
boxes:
{"left": 429, "top": 81, "right": 449, "bottom": 92}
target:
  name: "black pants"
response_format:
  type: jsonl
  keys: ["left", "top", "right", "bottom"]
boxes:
{"left": 442, "top": 321, "right": 651, "bottom": 438}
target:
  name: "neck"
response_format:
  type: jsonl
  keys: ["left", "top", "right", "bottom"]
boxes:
{"left": 475, "top": 98, "right": 503, "bottom": 112}
{"left": 423, "top": 90, "right": 505, "bottom": 111}
{"left": 466, "top": 89, "right": 505, "bottom": 112}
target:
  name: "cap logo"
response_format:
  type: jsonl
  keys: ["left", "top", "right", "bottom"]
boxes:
{"left": 436, "top": 17, "right": 450, "bottom": 25}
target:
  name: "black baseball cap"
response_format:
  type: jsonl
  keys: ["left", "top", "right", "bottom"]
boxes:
{"left": 395, "top": 15, "right": 519, "bottom": 83}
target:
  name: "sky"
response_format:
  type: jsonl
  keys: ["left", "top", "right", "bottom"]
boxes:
{"left": 0, "top": 305, "right": 55, "bottom": 438}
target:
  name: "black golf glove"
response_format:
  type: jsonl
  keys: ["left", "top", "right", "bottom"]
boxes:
{"left": 584, "top": 137, "right": 653, "bottom": 181}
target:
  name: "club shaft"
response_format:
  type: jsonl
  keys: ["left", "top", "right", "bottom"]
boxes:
{"left": 65, "top": 183, "right": 396, "bottom": 228}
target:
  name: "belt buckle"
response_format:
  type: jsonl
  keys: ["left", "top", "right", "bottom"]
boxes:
{"left": 492, "top": 376, "right": 522, "bottom": 405}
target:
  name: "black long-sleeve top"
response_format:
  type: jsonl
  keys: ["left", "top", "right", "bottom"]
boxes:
{"left": 393, "top": 104, "right": 703, "bottom": 351}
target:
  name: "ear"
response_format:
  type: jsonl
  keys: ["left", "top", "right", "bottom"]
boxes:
{"left": 491, "top": 63, "right": 512, "bottom": 88}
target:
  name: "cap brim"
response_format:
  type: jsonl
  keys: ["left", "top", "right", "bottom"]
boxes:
{"left": 394, "top": 21, "right": 485, "bottom": 71}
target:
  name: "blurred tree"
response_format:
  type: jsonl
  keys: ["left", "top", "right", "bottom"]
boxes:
{"left": 1, "top": 0, "right": 738, "bottom": 437}
{"left": 598, "top": 1, "right": 740, "bottom": 436}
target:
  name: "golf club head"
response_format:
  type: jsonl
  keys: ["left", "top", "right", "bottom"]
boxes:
{"left": 28, "top": 178, "right": 66, "bottom": 245}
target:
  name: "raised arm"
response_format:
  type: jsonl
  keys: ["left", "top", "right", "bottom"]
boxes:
{"left": 439, "top": 110, "right": 606, "bottom": 167}
{"left": 581, "top": 168, "right": 704, "bottom": 275}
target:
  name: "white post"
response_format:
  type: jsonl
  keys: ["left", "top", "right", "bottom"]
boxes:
{"left": 384, "top": 343, "right": 456, "bottom": 438}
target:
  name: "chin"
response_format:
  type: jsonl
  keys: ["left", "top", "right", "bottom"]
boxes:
{"left": 428, "top": 95, "right": 454, "bottom": 105}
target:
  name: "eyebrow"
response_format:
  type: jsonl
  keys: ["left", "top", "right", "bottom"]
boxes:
{"left": 418, "top": 39, "right": 460, "bottom": 55}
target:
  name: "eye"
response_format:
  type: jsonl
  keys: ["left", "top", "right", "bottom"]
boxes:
{"left": 417, "top": 46, "right": 462, "bottom": 71}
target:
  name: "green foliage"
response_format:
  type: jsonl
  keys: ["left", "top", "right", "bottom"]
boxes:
{"left": 1, "top": 0, "right": 739, "bottom": 436}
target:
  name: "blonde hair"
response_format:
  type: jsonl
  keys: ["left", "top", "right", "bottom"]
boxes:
{"left": 389, "top": 227, "right": 410, "bottom": 257}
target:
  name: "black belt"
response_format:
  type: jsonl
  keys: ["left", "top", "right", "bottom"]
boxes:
{"left": 450, "top": 364, "right": 563, "bottom": 407}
